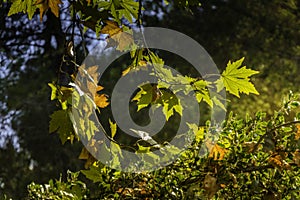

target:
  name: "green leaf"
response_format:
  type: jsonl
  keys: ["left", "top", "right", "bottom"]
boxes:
{"left": 215, "top": 57, "right": 259, "bottom": 97}
{"left": 132, "top": 84, "right": 154, "bottom": 111}
{"left": 8, "top": 0, "right": 36, "bottom": 19}
{"left": 109, "top": 119, "right": 117, "bottom": 138}
{"left": 8, "top": 0, "right": 22, "bottom": 16}
{"left": 49, "top": 110, "right": 74, "bottom": 144}
{"left": 187, "top": 123, "right": 204, "bottom": 143}
{"left": 195, "top": 90, "right": 213, "bottom": 107}
{"left": 81, "top": 166, "right": 102, "bottom": 183}
{"left": 159, "top": 90, "right": 182, "bottom": 121}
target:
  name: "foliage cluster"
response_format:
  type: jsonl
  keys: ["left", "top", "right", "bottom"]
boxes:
{"left": 28, "top": 92, "right": 300, "bottom": 199}
{"left": 1, "top": 0, "right": 299, "bottom": 199}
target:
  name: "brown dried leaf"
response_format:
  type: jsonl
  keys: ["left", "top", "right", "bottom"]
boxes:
{"left": 203, "top": 174, "right": 218, "bottom": 199}
{"left": 268, "top": 153, "right": 291, "bottom": 170}
{"left": 295, "top": 124, "right": 300, "bottom": 140}
{"left": 35, "top": 0, "right": 62, "bottom": 21}
{"left": 293, "top": 150, "right": 300, "bottom": 167}
{"left": 207, "top": 142, "right": 228, "bottom": 160}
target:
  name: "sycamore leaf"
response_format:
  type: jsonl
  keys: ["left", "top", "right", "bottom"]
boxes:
{"left": 132, "top": 84, "right": 154, "bottom": 111}
{"left": 81, "top": 166, "right": 102, "bottom": 183}
{"left": 159, "top": 90, "right": 182, "bottom": 121}
{"left": 215, "top": 57, "right": 259, "bottom": 98}
{"left": 94, "top": 93, "right": 109, "bottom": 108}
{"left": 101, "top": 21, "right": 134, "bottom": 51}
{"left": 35, "top": 0, "right": 62, "bottom": 21}
{"left": 49, "top": 110, "right": 74, "bottom": 144}
{"left": 196, "top": 90, "right": 213, "bottom": 107}
{"left": 8, "top": 0, "right": 36, "bottom": 19}
{"left": 101, "top": 20, "right": 122, "bottom": 36}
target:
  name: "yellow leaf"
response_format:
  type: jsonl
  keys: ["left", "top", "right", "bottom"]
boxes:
{"left": 94, "top": 93, "right": 109, "bottom": 108}
{"left": 35, "top": 0, "right": 62, "bottom": 21}
{"left": 207, "top": 142, "right": 228, "bottom": 160}
{"left": 109, "top": 119, "right": 117, "bottom": 138}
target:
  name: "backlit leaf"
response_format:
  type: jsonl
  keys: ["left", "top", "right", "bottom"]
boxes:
{"left": 215, "top": 57, "right": 259, "bottom": 97}
{"left": 187, "top": 123, "right": 204, "bottom": 143}
{"left": 94, "top": 93, "right": 109, "bottom": 108}
{"left": 48, "top": 83, "right": 57, "bottom": 100}
{"left": 8, "top": 0, "right": 36, "bottom": 19}
{"left": 35, "top": 0, "right": 63, "bottom": 21}
{"left": 109, "top": 119, "right": 117, "bottom": 138}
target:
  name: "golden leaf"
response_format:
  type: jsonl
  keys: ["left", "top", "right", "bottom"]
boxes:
{"left": 101, "top": 20, "right": 122, "bottom": 36}
{"left": 94, "top": 93, "right": 109, "bottom": 108}
{"left": 207, "top": 141, "right": 228, "bottom": 160}
{"left": 101, "top": 20, "right": 134, "bottom": 51}
{"left": 35, "top": 0, "right": 62, "bottom": 21}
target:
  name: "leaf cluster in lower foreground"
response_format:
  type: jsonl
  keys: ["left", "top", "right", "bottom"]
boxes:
{"left": 28, "top": 92, "right": 300, "bottom": 199}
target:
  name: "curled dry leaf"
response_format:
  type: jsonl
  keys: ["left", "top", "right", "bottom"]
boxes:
{"left": 203, "top": 174, "right": 218, "bottom": 199}
{"left": 295, "top": 124, "right": 300, "bottom": 140}
{"left": 268, "top": 153, "right": 291, "bottom": 170}
{"left": 293, "top": 150, "right": 300, "bottom": 167}
{"left": 242, "top": 141, "right": 261, "bottom": 153}
{"left": 206, "top": 141, "right": 228, "bottom": 160}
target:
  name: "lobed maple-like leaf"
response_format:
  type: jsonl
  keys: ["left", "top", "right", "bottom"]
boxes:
{"left": 101, "top": 20, "right": 134, "bottom": 51}
{"left": 35, "top": 0, "right": 63, "bottom": 21}
{"left": 49, "top": 110, "right": 74, "bottom": 144}
{"left": 215, "top": 57, "right": 259, "bottom": 98}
